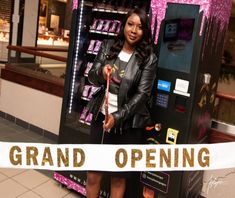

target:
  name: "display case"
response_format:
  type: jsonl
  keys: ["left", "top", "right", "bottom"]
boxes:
{"left": 37, "top": 33, "right": 69, "bottom": 46}
{"left": 37, "top": 0, "right": 72, "bottom": 47}
{"left": 54, "top": 0, "right": 151, "bottom": 197}
{"left": 59, "top": 0, "right": 135, "bottom": 141}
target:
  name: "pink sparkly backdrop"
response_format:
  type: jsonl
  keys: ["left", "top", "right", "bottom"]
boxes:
{"left": 73, "top": 0, "right": 78, "bottom": 10}
{"left": 54, "top": 172, "right": 86, "bottom": 196}
{"left": 54, "top": 172, "right": 105, "bottom": 198}
{"left": 150, "top": 0, "right": 232, "bottom": 44}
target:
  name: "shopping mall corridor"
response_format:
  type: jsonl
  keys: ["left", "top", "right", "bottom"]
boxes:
{"left": 0, "top": 117, "right": 84, "bottom": 198}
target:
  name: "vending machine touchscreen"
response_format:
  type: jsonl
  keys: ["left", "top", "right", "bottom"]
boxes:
{"left": 163, "top": 18, "right": 195, "bottom": 42}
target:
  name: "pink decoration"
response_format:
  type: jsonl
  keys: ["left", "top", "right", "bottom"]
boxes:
{"left": 73, "top": 0, "right": 78, "bottom": 10}
{"left": 54, "top": 172, "right": 105, "bottom": 198}
{"left": 150, "top": 0, "right": 232, "bottom": 44}
{"left": 54, "top": 172, "right": 87, "bottom": 195}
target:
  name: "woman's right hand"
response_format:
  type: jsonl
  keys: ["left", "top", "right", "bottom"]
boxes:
{"left": 102, "top": 64, "right": 112, "bottom": 80}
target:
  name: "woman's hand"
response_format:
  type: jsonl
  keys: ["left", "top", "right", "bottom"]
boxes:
{"left": 103, "top": 114, "right": 115, "bottom": 132}
{"left": 102, "top": 64, "right": 112, "bottom": 80}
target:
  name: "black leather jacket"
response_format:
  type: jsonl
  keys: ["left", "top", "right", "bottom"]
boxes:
{"left": 88, "top": 39, "right": 157, "bottom": 130}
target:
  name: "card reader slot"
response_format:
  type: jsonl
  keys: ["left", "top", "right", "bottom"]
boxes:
{"left": 175, "top": 95, "right": 187, "bottom": 113}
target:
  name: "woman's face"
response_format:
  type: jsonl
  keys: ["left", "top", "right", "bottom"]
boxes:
{"left": 124, "top": 13, "right": 143, "bottom": 47}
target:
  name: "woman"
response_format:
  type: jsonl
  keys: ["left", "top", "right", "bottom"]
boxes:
{"left": 86, "top": 8, "right": 157, "bottom": 198}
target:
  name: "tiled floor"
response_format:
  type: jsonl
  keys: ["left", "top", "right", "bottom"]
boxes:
{"left": 0, "top": 117, "right": 84, "bottom": 198}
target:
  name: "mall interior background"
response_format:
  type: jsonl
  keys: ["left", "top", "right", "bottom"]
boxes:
{"left": 0, "top": 0, "right": 235, "bottom": 197}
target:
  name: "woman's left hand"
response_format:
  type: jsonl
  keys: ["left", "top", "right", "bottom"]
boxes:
{"left": 103, "top": 114, "right": 115, "bottom": 132}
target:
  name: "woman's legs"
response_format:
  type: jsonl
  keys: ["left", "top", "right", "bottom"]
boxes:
{"left": 87, "top": 113, "right": 105, "bottom": 198}
{"left": 110, "top": 177, "right": 126, "bottom": 198}
{"left": 107, "top": 128, "right": 142, "bottom": 198}
{"left": 86, "top": 171, "right": 103, "bottom": 198}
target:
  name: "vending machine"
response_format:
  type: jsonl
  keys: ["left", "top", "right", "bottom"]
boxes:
{"left": 54, "top": 0, "right": 151, "bottom": 197}
{"left": 141, "top": 1, "right": 232, "bottom": 198}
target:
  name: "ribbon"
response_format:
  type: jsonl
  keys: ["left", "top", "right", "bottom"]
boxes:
{"left": 105, "top": 67, "right": 112, "bottom": 124}
{"left": 101, "top": 67, "right": 112, "bottom": 143}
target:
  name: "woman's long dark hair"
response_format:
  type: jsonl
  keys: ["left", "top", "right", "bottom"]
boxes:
{"left": 107, "top": 8, "right": 153, "bottom": 68}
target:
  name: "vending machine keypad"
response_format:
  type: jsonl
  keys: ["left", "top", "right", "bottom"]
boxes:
{"left": 156, "top": 93, "right": 169, "bottom": 108}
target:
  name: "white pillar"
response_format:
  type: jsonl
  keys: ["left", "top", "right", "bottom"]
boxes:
{"left": 22, "top": 0, "right": 39, "bottom": 58}
{"left": 11, "top": 0, "right": 39, "bottom": 58}
{"left": 11, "top": 0, "right": 20, "bottom": 57}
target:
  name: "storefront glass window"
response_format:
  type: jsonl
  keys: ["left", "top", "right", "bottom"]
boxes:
{"left": 221, "top": 3, "right": 235, "bottom": 81}
{"left": 37, "top": 0, "right": 71, "bottom": 47}
{"left": 0, "top": 0, "right": 12, "bottom": 62}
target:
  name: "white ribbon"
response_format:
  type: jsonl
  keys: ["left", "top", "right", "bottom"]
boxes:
{"left": 1, "top": 141, "right": 235, "bottom": 171}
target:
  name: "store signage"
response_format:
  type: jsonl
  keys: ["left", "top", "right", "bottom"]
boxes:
{"left": 141, "top": 171, "right": 170, "bottom": 193}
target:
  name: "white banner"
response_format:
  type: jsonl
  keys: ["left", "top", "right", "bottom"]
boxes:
{"left": 0, "top": 141, "right": 235, "bottom": 171}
